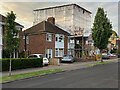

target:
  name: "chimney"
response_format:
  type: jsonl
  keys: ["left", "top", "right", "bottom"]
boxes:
{"left": 47, "top": 17, "right": 55, "bottom": 24}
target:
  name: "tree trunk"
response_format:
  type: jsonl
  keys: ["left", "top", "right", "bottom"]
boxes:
{"left": 9, "top": 53, "right": 12, "bottom": 76}
{"left": 100, "top": 50, "right": 103, "bottom": 62}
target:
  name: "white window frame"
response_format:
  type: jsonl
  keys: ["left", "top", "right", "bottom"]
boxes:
{"left": 46, "top": 49, "right": 52, "bottom": 58}
{"left": 46, "top": 33, "right": 52, "bottom": 42}
{"left": 55, "top": 48, "right": 64, "bottom": 57}
{"left": 55, "top": 34, "right": 64, "bottom": 43}
{"left": 70, "top": 39, "right": 74, "bottom": 44}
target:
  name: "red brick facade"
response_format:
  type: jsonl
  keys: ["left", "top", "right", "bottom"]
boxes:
{"left": 64, "top": 36, "right": 68, "bottom": 55}
{"left": 21, "top": 33, "right": 68, "bottom": 58}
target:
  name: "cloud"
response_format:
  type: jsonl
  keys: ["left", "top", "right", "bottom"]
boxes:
{"left": 0, "top": 2, "right": 118, "bottom": 35}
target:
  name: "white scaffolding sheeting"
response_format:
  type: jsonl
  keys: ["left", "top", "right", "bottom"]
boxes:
{"left": 33, "top": 4, "right": 91, "bottom": 36}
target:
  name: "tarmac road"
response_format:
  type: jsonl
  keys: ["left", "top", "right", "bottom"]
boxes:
{"left": 2, "top": 62, "right": 118, "bottom": 88}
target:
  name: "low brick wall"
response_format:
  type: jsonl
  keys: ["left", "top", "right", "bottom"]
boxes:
{"left": 74, "top": 58, "right": 95, "bottom": 62}
{"left": 109, "top": 56, "right": 117, "bottom": 59}
{"left": 49, "top": 58, "right": 60, "bottom": 65}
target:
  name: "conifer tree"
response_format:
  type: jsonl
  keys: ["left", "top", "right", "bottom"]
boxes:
{"left": 92, "top": 8, "right": 112, "bottom": 62}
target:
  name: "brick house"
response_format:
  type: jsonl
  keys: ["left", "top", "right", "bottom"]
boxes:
{"left": 0, "top": 14, "right": 24, "bottom": 59}
{"left": 22, "top": 17, "right": 75, "bottom": 58}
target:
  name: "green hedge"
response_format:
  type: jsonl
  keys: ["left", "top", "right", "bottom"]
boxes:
{"left": 0, "top": 58, "right": 43, "bottom": 71}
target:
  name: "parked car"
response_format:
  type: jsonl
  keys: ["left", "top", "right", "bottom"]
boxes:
{"left": 102, "top": 53, "right": 110, "bottom": 59}
{"left": 28, "top": 54, "right": 49, "bottom": 65}
{"left": 112, "top": 53, "right": 120, "bottom": 58}
{"left": 107, "top": 53, "right": 116, "bottom": 57}
{"left": 61, "top": 55, "right": 75, "bottom": 63}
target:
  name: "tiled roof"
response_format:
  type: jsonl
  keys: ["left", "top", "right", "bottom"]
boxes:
{"left": 24, "top": 21, "right": 70, "bottom": 36}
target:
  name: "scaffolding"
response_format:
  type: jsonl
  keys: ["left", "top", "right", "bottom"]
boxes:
{"left": 33, "top": 4, "right": 91, "bottom": 36}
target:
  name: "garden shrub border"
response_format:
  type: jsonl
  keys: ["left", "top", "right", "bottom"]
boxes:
{"left": 0, "top": 58, "right": 43, "bottom": 71}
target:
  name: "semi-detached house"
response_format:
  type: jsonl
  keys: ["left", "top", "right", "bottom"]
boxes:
{"left": 23, "top": 17, "right": 75, "bottom": 58}
{"left": 0, "top": 14, "right": 24, "bottom": 59}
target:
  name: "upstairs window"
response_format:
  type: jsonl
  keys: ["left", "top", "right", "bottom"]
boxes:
{"left": 55, "top": 34, "right": 64, "bottom": 42}
{"left": 70, "top": 39, "right": 74, "bottom": 44}
{"left": 55, "top": 36, "right": 58, "bottom": 42}
{"left": 46, "top": 33, "right": 52, "bottom": 42}
{"left": 59, "top": 35, "right": 64, "bottom": 42}
{"left": 26, "top": 36, "right": 29, "bottom": 44}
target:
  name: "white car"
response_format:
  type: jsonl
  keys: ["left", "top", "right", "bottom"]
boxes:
{"left": 28, "top": 54, "right": 49, "bottom": 66}
{"left": 107, "top": 53, "right": 116, "bottom": 57}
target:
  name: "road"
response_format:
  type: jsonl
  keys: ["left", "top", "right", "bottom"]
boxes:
{"left": 2, "top": 62, "right": 118, "bottom": 88}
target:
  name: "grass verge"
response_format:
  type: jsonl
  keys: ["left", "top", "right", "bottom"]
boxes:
{"left": 86, "top": 61, "right": 114, "bottom": 66}
{"left": 0, "top": 69, "right": 63, "bottom": 83}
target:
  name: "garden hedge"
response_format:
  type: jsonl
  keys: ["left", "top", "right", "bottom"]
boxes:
{"left": 0, "top": 58, "right": 43, "bottom": 71}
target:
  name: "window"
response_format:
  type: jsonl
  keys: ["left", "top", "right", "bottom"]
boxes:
{"left": 70, "top": 39, "right": 74, "bottom": 44}
{"left": 46, "top": 34, "right": 52, "bottom": 41}
{"left": 39, "top": 55, "right": 45, "bottom": 58}
{"left": 28, "top": 55, "right": 37, "bottom": 58}
{"left": 68, "top": 49, "right": 74, "bottom": 55}
{"left": 59, "top": 48, "right": 64, "bottom": 57}
{"left": 16, "top": 27, "right": 20, "bottom": 30}
{"left": 23, "top": 35, "right": 25, "bottom": 39}
{"left": 59, "top": 35, "right": 64, "bottom": 42}
{"left": 55, "top": 34, "right": 64, "bottom": 42}
{"left": 56, "top": 36, "right": 58, "bottom": 42}
{"left": 55, "top": 48, "right": 64, "bottom": 57}
{"left": 77, "top": 40, "right": 79, "bottom": 44}
{"left": 46, "top": 49, "right": 52, "bottom": 58}
{"left": 26, "top": 36, "right": 29, "bottom": 44}
{"left": 55, "top": 48, "right": 58, "bottom": 57}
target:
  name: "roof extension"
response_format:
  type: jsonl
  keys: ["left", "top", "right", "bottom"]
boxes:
{"left": 34, "top": 3, "right": 92, "bottom": 14}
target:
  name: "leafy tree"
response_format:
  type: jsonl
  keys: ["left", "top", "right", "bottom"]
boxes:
{"left": 4, "top": 11, "right": 20, "bottom": 76}
{"left": 92, "top": 8, "right": 112, "bottom": 62}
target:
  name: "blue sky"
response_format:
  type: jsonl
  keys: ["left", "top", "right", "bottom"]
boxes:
{"left": 0, "top": 1, "right": 119, "bottom": 35}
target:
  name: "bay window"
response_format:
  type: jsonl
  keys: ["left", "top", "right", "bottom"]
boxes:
{"left": 55, "top": 48, "right": 64, "bottom": 57}
{"left": 55, "top": 34, "right": 64, "bottom": 42}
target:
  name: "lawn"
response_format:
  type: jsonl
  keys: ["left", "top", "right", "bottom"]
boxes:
{"left": 0, "top": 69, "right": 63, "bottom": 83}
{"left": 86, "top": 61, "right": 114, "bottom": 66}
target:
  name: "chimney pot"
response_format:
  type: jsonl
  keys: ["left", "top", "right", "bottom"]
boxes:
{"left": 47, "top": 17, "right": 55, "bottom": 24}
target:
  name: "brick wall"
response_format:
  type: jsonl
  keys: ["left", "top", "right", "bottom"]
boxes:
{"left": 24, "top": 33, "right": 55, "bottom": 57}
{"left": 64, "top": 36, "right": 68, "bottom": 55}
{"left": 19, "top": 28, "right": 24, "bottom": 53}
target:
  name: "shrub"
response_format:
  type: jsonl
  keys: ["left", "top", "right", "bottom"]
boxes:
{"left": 19, "top": 50, "right": 25, "bottom": 58}
{"left": 0, "top": 58, "right": 43, "bottom": 71}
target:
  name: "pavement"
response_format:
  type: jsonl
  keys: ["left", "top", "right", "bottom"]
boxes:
{"left": 2, "top": 58, "right": 118, "bottom": 76}
{"left": 2, "top": 61, "right": 119, "bottom": 88}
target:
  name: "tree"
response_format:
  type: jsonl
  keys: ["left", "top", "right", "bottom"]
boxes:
{"left": 92, "top": 8, "right": 112, "bottom": 62}
{"left": 4, "top": 11, "right": 20, "bottom": 76}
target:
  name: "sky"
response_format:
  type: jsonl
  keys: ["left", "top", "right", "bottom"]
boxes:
{"left": 0, "top": 1, "right": 119, "bottom": 35}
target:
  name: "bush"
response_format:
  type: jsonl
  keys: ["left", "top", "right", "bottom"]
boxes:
{"left": 0, "top": 58, "right": 43, "bottom": 71}
{"left": 19, "top": 51, "right": 25, "bottom": 58}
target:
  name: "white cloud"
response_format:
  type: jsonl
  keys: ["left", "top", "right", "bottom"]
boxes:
{"left": 0, "top": 2, "right": 118, "bottom": 35}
